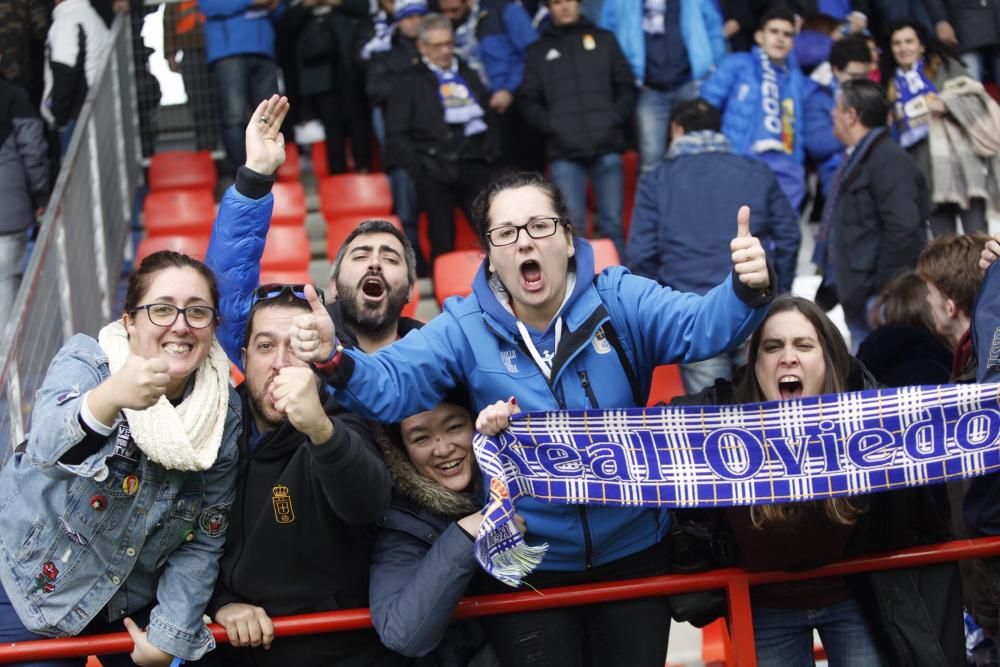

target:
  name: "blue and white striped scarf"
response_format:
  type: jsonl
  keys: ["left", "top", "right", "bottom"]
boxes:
{"left": 473, "top": 383, "right": 1000, "bottom": 585}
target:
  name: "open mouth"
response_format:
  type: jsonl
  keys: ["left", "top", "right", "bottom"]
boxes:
{"left": 778, "top": 375, "right": 803, "bottom": 400}
{"left": 361, "top": 277, "right": 386, "bottom": 300}
{"left": 163, "top": 342, "right": 192, "bottom": 356}
{"left": 520, "top": 260, "right": 543, "bottom": 292}
{"left": 437, "top": 458, "right": 466, "bottom": 476}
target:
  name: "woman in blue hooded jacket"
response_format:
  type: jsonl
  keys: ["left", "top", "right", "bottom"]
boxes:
{"left": 290, "top": 170, "right": 774, "bottom": 666}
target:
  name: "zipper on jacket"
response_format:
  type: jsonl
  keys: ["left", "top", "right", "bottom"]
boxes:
{"left": 579, "top": 506, "right": 594, "bottom": 569}
{"left": 578, "top": 371, "right": 599, "bottom": 409}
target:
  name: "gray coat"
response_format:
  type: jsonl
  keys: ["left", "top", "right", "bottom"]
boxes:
{"left": 0, "top": 78, "right": 48, "bottom": 235}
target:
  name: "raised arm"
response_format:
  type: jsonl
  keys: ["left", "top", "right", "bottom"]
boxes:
{"left": 205, "top": 95, "right": 288, "bottom": 365}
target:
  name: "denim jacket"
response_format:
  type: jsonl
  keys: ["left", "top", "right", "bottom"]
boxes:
{"left": 0, "top": 334, "right": 241, "bottom": 661}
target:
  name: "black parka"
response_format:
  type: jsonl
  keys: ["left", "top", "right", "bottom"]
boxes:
{"left": 518, "top": 17, "right": 636, "bottom": 161}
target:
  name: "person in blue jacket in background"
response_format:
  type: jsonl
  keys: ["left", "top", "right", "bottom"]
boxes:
{"left": 197, "top": 0, "right": 283, "bottom": 169}
{"left": 287, "top": 169, "right": 775, "bottom": 666}
{"left": 701, "top": 6, "right": 807, "bottom": 209}
{"left": 599, "top": 0, "right": 727, "bottom": 173}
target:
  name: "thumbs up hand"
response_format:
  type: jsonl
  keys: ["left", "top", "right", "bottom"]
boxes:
{"left": 730, "top": 206, "right": 770, "bottom": 291}
{"left": 111, "top": 356, "right": 171, "bottom": 410}
{"left": 289, "top": 284, "right": 337, "bottom": 364}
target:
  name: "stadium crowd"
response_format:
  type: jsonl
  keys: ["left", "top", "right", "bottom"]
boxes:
{"left": 3, "top": 0, "right": 1000, "bottom": 665}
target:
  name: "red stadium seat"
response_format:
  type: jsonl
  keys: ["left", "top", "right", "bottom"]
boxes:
{"left": 311, "top": 141, "right": 329, "bottom": 180}
{"left": 259, "top": 268, "right": 313, "bottom": 286}
{"left": 143, "top": 189, "right": 216, "bottom": 237}
{"left": 276, "top": 143, "right": 301, "bottom": 182}
{"left": 136, "top": 235, "right": 210, "bottom": 264}
{"left": 591, "top": 238, "right": 621, "bottom": 272}
{"left": 326, "top": 214, "right": 403, "bottom": 262}
{"left": 148, "top": 150, "right": 217, "bottom": 192}
{"left": 270, "top": 181, "right": 307, "bottom": 227}
{"left": 433, "top": 250, "right": 484, "bottom": 307}
{"left": 319, "top": 174, "right": 393, "bottom": 222}
{"left": 647, "top": 364, "right": 685, "bottom": 406}
{"left": 400, "top": 281, "right": 420, "bottom": 320}
{"left": 261, "top": 226, "right": 310, "bottom": 271}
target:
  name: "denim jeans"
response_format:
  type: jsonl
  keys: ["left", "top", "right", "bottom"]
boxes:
{"left": 962, "top": 46, "right": 1000, "bottom": 87}
{"left": 752, "top": 598, "right": 884, "bottom": 666}
{"left": 211, "top": 55, "right": 279, "bottom": 169}
{"left": 388, "top": 166, "right": 424, "bottom": 274}
{"left": 681, "top": 340, "right": 749, "bottom": 394}
{"left": 550, "top": 153, "right": 625, "bottom": 260}
{"left": 635, "top": 80, "right": 701, "bottom": 173}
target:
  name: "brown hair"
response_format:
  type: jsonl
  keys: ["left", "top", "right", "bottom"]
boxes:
{"left": 123, "top": 250, "right": 220, "bottom": 316}
{"left": 873, "top": 271, "right": 937, "bottom": 332}
{"left": 736, "top": 296, "right": 863, "bottom": 528}
{"left": 916, "top": 233, "right": 990, "bottom": 317}
{"left": 470, "top": 171, "right": 572, "bottom": 251}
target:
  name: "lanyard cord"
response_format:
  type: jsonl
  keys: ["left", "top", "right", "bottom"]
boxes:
{"left": 516, "top": 317, "right": 563, "bottom": 380}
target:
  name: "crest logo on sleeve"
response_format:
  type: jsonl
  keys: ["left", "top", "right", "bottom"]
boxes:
{"left": 592, "top": 327, "right": 611, "bottom": 354}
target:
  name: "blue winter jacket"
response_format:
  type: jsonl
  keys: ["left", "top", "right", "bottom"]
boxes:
{"left": 628, "top": 145, "right": 800, "bottom": 295}
{"left": 968, "top": 263, "right": 1000, "bottom": 535}
{"left": 205, "top": 184, "right": 274, "bottom": 366}
{"left": 476, "top": 0, "right": 537, "bottom": 93}
{"left": 197, "top": 0, "right": 283, "bottom": 64}
{"left": 320, "top": 241, "right": 769, "bottom": 571}
{"left": 599, "top": 0, "right": 725, "bottom": 84}
{"left": 700, "top": 48, "right": 807, "bottom": 165}
{"left": 803, "top": 72, "right": 843, "bottom": 198}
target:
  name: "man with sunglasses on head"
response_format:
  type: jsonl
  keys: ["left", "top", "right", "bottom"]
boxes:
{"left": 198, "top": 96, "right": 405, "bottom": 666}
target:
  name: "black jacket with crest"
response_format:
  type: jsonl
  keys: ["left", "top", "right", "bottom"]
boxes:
{"left": 207, "top": 387, "right": 402, "bottom": 667}
{"left": 518, "top": 17, "right": 635, "bottom": 161}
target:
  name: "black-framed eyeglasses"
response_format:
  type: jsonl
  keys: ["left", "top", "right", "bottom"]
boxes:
{"left": 130, "top": 303, "right": 219, "bottom": 329}
{"left": 252, "top": 283, "right": 325, "bottom": 305}
{"left": 486, "top": 217, "right": 565, "bottom": 247}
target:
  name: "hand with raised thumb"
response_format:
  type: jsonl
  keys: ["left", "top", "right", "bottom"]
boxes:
{"left": 289, "top": 284, "right": 337, "bottom": 364}
{"left": 730, "top": 206, "right": 770, "bottom": 291}
{"left": 475, "top": 397, "right": 520, "bottom": 436}
{"left": 111, "top": 356, "right": 171, "bottom": 411}
{"left": 123, "top": 617, "right": 174, "bottom": 667}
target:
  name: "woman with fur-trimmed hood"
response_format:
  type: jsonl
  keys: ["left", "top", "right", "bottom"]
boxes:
{"left": 369, "top": 391, "right": 502, "bottom": 666}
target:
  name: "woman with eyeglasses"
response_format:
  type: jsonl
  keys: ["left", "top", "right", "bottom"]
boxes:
{"left": 0, "top": 251, "right": 240, "bottom": 667}
{"left": 290, "top": 170, "right": 774, "bottom": 666}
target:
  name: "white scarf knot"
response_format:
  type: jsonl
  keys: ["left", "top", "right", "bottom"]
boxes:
{"left": 97, "top": 320, "right": 231, "bottom": 471}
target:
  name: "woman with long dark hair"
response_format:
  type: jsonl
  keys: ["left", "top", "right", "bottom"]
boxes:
{"left": 677, "top": 295, "right": 964, "bottom": 665}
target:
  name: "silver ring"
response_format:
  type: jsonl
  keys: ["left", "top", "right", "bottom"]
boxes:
{"left": 277, "top": 142, "right": 285, "bottom": 148}
{"left": 259, "top": 116, "right": 268, "bottom": 124}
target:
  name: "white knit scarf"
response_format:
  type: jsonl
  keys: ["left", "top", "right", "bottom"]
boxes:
{"left": 97, "top": 320, "right": 230, "bottom": 471}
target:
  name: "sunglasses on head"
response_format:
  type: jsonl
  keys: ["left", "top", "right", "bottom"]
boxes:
{"left": 252, "top": 283, "right": 326, "bottom": 305}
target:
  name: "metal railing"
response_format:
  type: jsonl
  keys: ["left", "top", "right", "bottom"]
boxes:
{"left": 0, "top": 15, "right": 141, "bottom": 462}
{"left": 2, "top": 535, "right": 999, "bottom": 665}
